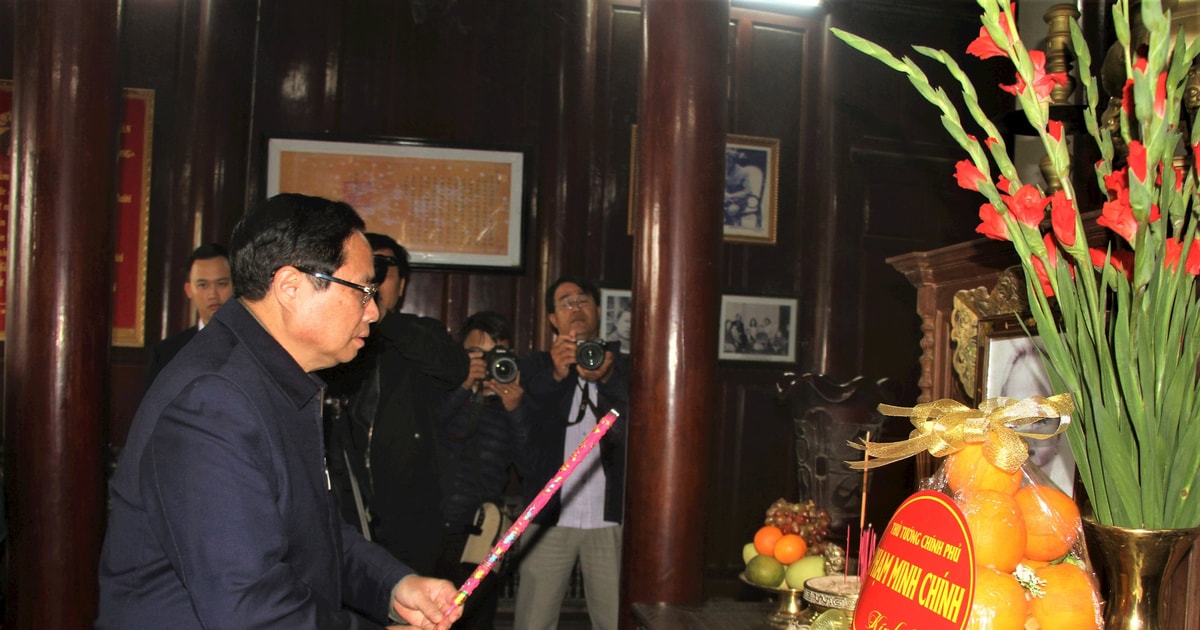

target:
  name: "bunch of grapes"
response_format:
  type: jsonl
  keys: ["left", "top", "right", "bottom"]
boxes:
{"left": 764, "top": 498, "right": 832, "bottom": 552}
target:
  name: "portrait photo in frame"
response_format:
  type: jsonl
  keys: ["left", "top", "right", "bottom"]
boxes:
{"left": 628, "top": 125, "right": 780, "bottom": 244}
{"left": 719, "top": 294, "right": 797, "bottom": 363}
{"left": 600, "top": 288, "right": 632, "bottom": 355}
{"left": 266, "top": 135, "right": 528, "bottom": 271}
{"left": 976, "top": 314, "right": 1077, "bottom": 496}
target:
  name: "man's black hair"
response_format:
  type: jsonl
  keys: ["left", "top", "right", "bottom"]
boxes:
{"left": 186, "top": 243, "right": 229, "bottom": 275}
{"left": 460, "top": 311, "right": 513, "bottom": 346}
{"left": 230, "top": 193, "right": 365, "bottom": 301}
{"left": 544, "top": 274, "right": 601, "bottom": 314}
{"left": 365, "top": 232, "right": 411, "bottom": 283}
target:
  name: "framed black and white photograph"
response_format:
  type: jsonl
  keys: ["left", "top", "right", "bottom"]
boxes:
{"left": 266, "top": 135, "right": 528, "bottom": 271}
{"left": 719, "top": 294, "right": 797, "bottom": 363}
{"left": 600, "top": 288, "right": 632, "bottom": 355}
{"left": 628, "top": 126, "right": 780, "bottom": 244}
{"left": 976, "top": 314, "right": 1076, "bottom": 496}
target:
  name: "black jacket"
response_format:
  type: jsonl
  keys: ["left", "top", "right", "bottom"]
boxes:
{"left": 144, "top": 325, "right": 198, "bottom": 390}
{"left": 517, "top": 350, "right": 630, "bottom": 526}
{"left": 322, "top": 312, "right": 469, "bottom": 573}
{"left": 435, "top": 388, "right": 532, "bottom": 530}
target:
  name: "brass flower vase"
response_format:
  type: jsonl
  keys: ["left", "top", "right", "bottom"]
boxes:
{"left": 1083, "top": 518, "right": 1200, "bottom": 630}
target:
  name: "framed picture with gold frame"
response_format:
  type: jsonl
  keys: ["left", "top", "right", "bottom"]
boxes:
{"left": 628, "top": 125, "right": 780, "bottom": 244}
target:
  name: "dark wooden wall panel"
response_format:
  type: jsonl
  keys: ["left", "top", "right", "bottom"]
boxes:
{"left": 707, "top": 374, "right": 796, "bottom": 598}
{"left": 825, "top": 1, "right": 1007, "bottom": 397}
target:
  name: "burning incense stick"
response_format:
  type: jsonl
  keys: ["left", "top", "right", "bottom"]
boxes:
{"left": 445, "top": 409, "right": 620, "bottom": 614}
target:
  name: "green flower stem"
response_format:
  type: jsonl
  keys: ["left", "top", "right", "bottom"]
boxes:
{"left": 835, "top": 0, "right": 1200, "bottom": 529}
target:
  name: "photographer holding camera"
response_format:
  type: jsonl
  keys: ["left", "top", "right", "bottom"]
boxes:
{"left": 514, "top": 275, "right": 630, "bottom": 630}
{"left": 434, "top": 311, "right": 531, "bottom": 630}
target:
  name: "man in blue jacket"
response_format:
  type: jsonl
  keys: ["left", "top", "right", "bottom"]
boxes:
{"left": 97, "top": 193, "right": 461, "bottom": 629}
{"left": 515, "top": 275, "right": 629, "bottom": 630}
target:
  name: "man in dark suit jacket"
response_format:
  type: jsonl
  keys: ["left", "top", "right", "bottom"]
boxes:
{"left": 98, "top": 194, "right": 461, "bottom": 629}
{"left": 143, "top": 243, "right": 233, "bottom": 389}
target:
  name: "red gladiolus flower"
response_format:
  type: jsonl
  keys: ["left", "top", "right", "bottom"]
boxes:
{"left": 1123, "top": 78, "right": 1135, "bottom": 114}
{"left": 1032, "top": 234, "right": 1061, "bottom": 297}
{"left": 997, "top": 173, "right": 1015, "bottom": 194}
{"left": 1049, "top": 190, "right": 1076, "bottom": 247}
{"left": 1175, "top": 166, "right": 1185, "bottom": 192}
{"left": 954, "top": 160, "right": 987, "bottom": 192}
{"left": 1098, "top": 197, "right": 1138, "bottom": 244}
{"left": 1001, "top": 184, "right": 1048, "bottom": 227}
{"left": 1032, "top": 255, "right": 1054, "bottom": 297}
{"left": 1193, "top": 142, "right": 1200, "bottom": 177}
{"left": 977, "top": 203, "right": 1009, "bottom": 241}
{"left": 1048, "top": 120, "right": 1063, "bottom": 141}
{"left": 966, "top": 6, "right": 1015, "bottom": 59}
{"left": 1000, "top": 51, "right": 1068, "bottom": 100}
{"left": 1091, "top": 248, "right": 1135, "bottom": 281}
{"left": 1166, "top": 238, "right": 1183, "bottom": 271}
{"left": 1187, "top": 241, "right": 1200, "bottom": 275}
{"left": 1128, "top": 141, "right": 1148, "bottom": 183}
{"left": 1105, "top": 168, "right": 1129, "bottom": 199}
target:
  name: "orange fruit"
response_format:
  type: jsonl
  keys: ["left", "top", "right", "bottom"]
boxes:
{"left": 967, "top": 567, "right": 1028, "bottom": 630}
{"left": 773, "top": 534, "right": 808, "bottom": 565}
{"left": 754, "top": 525, "right": 784, "bottom": 556}
{"left": 1029, "top": 562, "right": 1102, "bottom": 629}
{"left": 959, "top": 489, "right": 1027, "bottom": 572}
{"left": 1019, "top": 558, "right": 1050, "bottom": 570}
{"left": 1014, "top": 484, "right": 1081, "bottom": 561}
{"left": 945, "top": 441, "right": 1023, "bottom": 495}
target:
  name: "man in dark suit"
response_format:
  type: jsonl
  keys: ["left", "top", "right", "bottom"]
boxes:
{"left": 98, "top": 194, "right": 461, "bottom": 629}
{"left": 143, "top": 243, "right": 233, "bottom": 388}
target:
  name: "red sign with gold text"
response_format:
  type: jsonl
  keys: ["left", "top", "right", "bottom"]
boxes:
{"left": 0, "top": 82, "right": 152, "bottom": 346}
{"left": 853, "top": 491, "right": 975, "bottom": 630}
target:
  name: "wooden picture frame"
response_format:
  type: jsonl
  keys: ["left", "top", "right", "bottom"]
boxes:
{"left": 0, "top": 82, "right": 153, "bottom": 347}
{"left": 975, "top": 314, "right": 1077, "bottom": 495}
{"left": 266, "top": 135, "right": 528, "bottom": 271}
{"left": 718, "top": 294, "right": 798, "bottom": 363}
{"left": 600, "top": 288, "right": 632, "bottom": 355}
{"left": 628, "top": 125, "right": 780, "bottom": 244}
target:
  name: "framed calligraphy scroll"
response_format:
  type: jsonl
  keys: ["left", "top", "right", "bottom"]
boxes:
{"left": 266, "top": 135, "right": 528, "bottom": 271}
{"left": 0, "top": 82, "right": 152, "bottom": 347}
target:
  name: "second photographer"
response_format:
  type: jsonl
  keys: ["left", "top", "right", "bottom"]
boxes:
{"left": 434, "top": 311, "right": 531, "bottom": 630}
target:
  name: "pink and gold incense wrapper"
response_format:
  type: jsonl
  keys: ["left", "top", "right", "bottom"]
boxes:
{"left": 445, "top": 409, "right": 621, "bottom": 614}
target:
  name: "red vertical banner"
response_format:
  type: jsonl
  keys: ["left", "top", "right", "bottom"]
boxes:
{"left": 0, "top": 82, "right": 153, "bottom": 346}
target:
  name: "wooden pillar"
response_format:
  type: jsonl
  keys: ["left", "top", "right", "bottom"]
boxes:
{"left": 5, "top": 0, "right": 121, "bottom": 627}
{"left": 622, "top": 0, "right": 727, "bottom": 624}
{"left": 156, "top": 0, "right": 258, "bottom": 338}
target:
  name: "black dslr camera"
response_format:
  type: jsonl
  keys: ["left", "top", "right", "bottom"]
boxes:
{"left": 482, "top": 346, "right": 519, "bottom": 384}
{"left": 574, "top": 339, "right": 616, "bottom": 371}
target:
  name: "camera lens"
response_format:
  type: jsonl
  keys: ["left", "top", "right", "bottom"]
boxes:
{"left": 483, "top": 347, "right": 519, "bottom": 384}
{"left": 490, "top": 356, "right": 518, "bottom": 384}
{"left": 575, "top": 339, "right": 606, "bottom": 371}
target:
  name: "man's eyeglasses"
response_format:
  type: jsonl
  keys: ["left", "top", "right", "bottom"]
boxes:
{"left": 294, "top": 266, "right": 379, "bottom": 307}
{"left": 557, "top": 295, "right": 595, "bottom": 312}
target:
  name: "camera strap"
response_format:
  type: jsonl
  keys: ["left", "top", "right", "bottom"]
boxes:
{"left": 569, "top": 380, "right": 599, "bottom": 426}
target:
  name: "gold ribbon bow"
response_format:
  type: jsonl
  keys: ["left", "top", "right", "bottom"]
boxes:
{"left": 846, "top": 394, "right": 1074, "bottom": 473}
